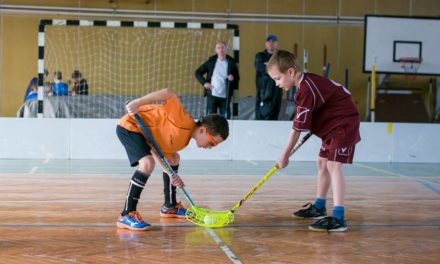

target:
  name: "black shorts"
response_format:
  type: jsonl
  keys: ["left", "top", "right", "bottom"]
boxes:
{"left": 116, "top": 125, "right": 151, "bottom": 167}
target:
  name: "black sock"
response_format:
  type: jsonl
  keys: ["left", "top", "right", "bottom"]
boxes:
{"left": 121, "top": 170, "right": 149, "bottom": 216}
{"left": 163, "top": 165, "right": 179, "bottom": 207}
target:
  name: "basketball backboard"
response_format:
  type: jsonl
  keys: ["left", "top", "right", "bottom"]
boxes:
{"left": 363, "top": 15, "right": 440, "bottom": 76}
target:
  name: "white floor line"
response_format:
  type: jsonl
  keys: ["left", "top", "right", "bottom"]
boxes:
{"left": 353, "top": 163, "right": 440, "bottom": 195}
{"left": 246, "top": 160, "right": 258, "bottom": 165}
{"left": 205, "top": 228, "right": 242, "bottom": 264}
{"left": 353, "top": 163, "right": 400, "bottom": 176}
{"left": 28, "top": 166, "right": 38, "bottom": 174}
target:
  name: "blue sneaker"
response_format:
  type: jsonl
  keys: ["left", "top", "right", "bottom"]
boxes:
{"left": 160, "top": 202, "right": 187, "bottom": 219}
{"left": 117, "top": 211, "right": 151, "bottom": 231}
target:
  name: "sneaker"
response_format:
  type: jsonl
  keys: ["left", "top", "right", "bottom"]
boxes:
{"left": 308, "top": 216, "right": 348, "bottom": 232}
{"left": 293, "top": 203, "right": 327, "bottom": 219}
{"left": 160, "top": 202, "right": 187, "bottom": 218}
{"left": 117, "top": 211, "right": 151, "bottom": 231}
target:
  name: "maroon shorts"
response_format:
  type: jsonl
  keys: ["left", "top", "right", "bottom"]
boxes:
{"left": 319, "top": 142, "right": 356, "bottom": 164}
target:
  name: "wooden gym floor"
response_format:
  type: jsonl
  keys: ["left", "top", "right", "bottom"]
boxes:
{"left": 0, "top": 160, "right": 439, "bottom": 263}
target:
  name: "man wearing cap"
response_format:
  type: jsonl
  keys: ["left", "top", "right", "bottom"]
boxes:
{"left": 255, "top": 34, "right": 283, "bottom": 120}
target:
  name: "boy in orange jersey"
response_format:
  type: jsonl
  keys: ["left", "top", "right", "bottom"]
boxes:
{"left": 116, "top": 88, "right": 229, "bottom": 231}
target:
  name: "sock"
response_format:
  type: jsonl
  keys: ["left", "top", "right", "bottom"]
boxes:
{"left": 333, "top": 205, "right": 345, "bottom": 220}
{"left": 314, "top": 197, "right": 326, "bottom": 210}
{"left": 121, "top": 170, "right": 150, "bottom": 216}
{"left": 163, "top": 165, "right": 179, "bottom": 207}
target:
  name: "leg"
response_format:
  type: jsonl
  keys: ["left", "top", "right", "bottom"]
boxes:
{"left": 116, "top": 125, "right": 153, "bottom": 230}
{"left": 309, "top": 146, "right": 353, "bottom": 232}
{"left": 316, "top": 157, "right": 331, "bottom": 200}
{"left": 122, "top": 155, "right": 155, "bottom": 215}
{"left": 293, "top": 150, "right": 330, "bottom": 219}
{"left": 206, "top": 95, "right": 217, "bottom": 115}
{"left": 163, "top": 153, "right": 180, "bottom": 207}
{"left": 160, "top": 153, "right": 187, "bottom": 218}
{"left": 117, "top": 155, "right": 154, "bottom": 231}
{"left": 218, "top": 97, "right": 227, "bottom": 118}
{"left": 327, "top": 161, "right": 345, "bottom": 207}
{"left": 327, "top": 144, "right": 355, "bottom": 220}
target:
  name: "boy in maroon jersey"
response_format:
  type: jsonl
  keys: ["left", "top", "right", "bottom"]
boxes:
{"left": 267, "top": 50, "right": 361, "bottom": 232}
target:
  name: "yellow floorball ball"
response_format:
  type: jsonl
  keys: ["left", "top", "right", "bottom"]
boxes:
{"left": 204, "top": 215, "right": 217, "bottom": 225}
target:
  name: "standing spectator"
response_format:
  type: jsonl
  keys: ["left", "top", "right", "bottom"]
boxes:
{"left": 70, "top": 70, "right": 89, "bottom": 95}
{"left": 195, "top": 41, "right": 239, "bottom": 119}
{"left": 51, "top": 71, "right": 69, "bottom": 96}
{"left": 255, "top": 35, "right": 283, "bottom": 120}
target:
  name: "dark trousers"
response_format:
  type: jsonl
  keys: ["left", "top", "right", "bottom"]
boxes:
{"left": 206, "top": 94, "right": 230, "bottom": 119}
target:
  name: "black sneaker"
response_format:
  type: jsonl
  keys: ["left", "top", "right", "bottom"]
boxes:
{"left": 308, "top": 216, "right": 348, "bottom": 232}
{"left": 293, "top": 203, "right": 327, "bottom": 219}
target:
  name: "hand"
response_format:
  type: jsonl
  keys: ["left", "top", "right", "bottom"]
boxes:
{"left": 171, "top": 174, "right": 185, "bottom": 188}
{"left": 276, "top": 154, "right": 289, "bottom": 169}
{"left": 204, "top": 82, "right": 212, "bottom": 90}
{"left": 126, "top": 99, "right": 141, "bottom": 116}
{"left": 227, "top": 74, "right": 234, "bottom": 81}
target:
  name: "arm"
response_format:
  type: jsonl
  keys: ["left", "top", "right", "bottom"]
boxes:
{"left": 151, "top": 149, "right": 184, "bottom": 188}
{"left": 195, "top": 61, "right": 213, "bottom": 91}
{"left": 230, "top": 61, "right": 240, "bottom": 82}
{"left": 195, "top": 61, "right": 209, "bottom": 86}
{"left": 254, "top": 53, "right": 267, "bottom": 74}
{"left": 277, "top": 129, "right": 301, "bottom": 169}
{"left": 126, "top": 88, "right": 175, "bottom": 115}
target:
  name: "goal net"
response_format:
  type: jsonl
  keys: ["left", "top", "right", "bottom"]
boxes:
{"left": 39, "top": 20, "right": 238, "bottom": 118}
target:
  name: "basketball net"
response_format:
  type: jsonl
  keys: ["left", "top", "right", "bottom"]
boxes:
{"left": 399, "top": 57, "right": 422, "bottom": 79}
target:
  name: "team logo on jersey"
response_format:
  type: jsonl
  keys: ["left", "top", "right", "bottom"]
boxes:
{"left": 337, "top": 147, "right": 352, "bottom": 156}
{"left": 295, "top": 106, "right": 310, "bottom": 123}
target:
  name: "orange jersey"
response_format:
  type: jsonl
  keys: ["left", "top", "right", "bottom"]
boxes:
{"left": 118, "top": 95, "right": 196, "bottom": 158}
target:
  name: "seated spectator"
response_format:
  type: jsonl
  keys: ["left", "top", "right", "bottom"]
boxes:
{"left": 43, "top": 69, "right": 52, "bottom": 95}
{"left": 23, "top": 77, "right": 38, "bottom": 102}
{"left": 52, "top": 71, "right": 69, "bottom": 96}
{"left": 70, "top": 70, "right": 89, "bottom": 95}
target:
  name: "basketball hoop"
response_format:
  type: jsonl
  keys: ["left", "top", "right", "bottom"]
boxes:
{"left": 399, "top": 57, "right": 422, "bottom": 79}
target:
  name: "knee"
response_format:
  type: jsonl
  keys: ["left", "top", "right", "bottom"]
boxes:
{"left": 317, "top": 158, "right": 327, "bottom": 172}
{"left": 326, "top": 161, "right": 342, "bottom": 174}
{"left": 168, "top": 153, "right": 180, "bottom": 166}
{"left": 138, "top": 155, "right": 155, "bottom": 174}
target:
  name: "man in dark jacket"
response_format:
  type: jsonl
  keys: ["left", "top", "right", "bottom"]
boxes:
{"left": 255, "top": 35, "right": 283, "bottom": 120}
{"left": 195, "top": 41, "right": 239, "bottom": 119}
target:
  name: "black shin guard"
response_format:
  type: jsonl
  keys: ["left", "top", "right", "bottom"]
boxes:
{"left": 122, "top": 170, "right": 150, "bottom": 216}
{"left": 163, "top": 165, "right": 179, "bottom": 207}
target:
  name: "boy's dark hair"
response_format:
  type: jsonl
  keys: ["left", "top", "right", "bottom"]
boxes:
{"left": 54, "top": 71, "right": 63, "bottom": 80}
{"left": 72, "top": 70, "right": 82, "bottom": 79}
{"left": 197, "top": 114, "right": 229, "bottom": 140}
{"left": 267, "top": 49, "right": 297, "bottom": 73}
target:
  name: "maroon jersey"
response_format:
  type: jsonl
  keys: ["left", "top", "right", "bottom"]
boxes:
{"left": 293, "top": 73, "right": 361, "bottom": 147}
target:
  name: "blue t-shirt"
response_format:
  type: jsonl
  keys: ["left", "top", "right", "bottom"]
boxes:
{"left": 25, "top": 91, "right": 38, "bottom": 101}
{"left": 52, "top": 82, "right": 69, "bottom": 96}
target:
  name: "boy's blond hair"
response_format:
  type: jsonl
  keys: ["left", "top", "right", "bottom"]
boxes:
{"left": 267, "top": 50, "right": 297, "bottom": 73}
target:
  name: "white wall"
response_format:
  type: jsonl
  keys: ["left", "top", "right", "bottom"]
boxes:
{"left": 1, "top": 118, "right": 439, "bottom": 162}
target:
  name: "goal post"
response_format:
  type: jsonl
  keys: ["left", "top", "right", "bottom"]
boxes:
{"left": 37, "top": 19, "right": 240, "bottom": 118}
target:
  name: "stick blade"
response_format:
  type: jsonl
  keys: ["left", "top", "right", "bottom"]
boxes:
{"left": 186, "top": 206, "right": 234, "bottom": 228}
